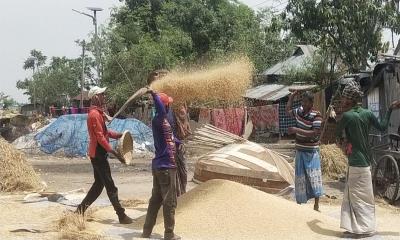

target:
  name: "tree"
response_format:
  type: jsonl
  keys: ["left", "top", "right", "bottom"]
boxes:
{"left": 285, "top": 0, "right": 400, "bottom": 73}
{"left": 23, "top": 49, "right": 47, "bottom": 73}
{"left": 282, "top": 51, "right": 345, "bottom": 88}
{"left": 0, "top": 92, "right": 17, "bottom": 109}
{"left": 253, "top": 9, "right": 294, "bottom": 76}
{"left": 17, "top": 52, "right": 93, "bottom": 109}
{"left": 102, "top": 0, "right": 294, "bottom": 103}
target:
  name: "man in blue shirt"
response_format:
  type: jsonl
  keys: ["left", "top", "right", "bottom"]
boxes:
{"left": 147, "top": 70, "right": 189, "bottom": 196}
{"left": 142, "top": 88, "right": 181, "bottom": 240}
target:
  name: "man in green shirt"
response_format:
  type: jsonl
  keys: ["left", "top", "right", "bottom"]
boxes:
{"left": 336, "top": 82, "right": 400, "bottom": 238}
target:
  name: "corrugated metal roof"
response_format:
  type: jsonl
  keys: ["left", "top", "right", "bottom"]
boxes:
{"left": 297, "top": 45, "right": 316, "bottom": 57}
{"left": 261, "top": 45, "right": 316, "bottom": 76}
{"left": 245, "top": 84, "right": 317, "bottom": 101}
{"left": 244, "top": 84, "right": 285, "bottom": 101}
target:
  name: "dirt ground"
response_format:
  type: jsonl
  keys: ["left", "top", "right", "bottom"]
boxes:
{"left": 0, "top": 153, "right": 399, "bottom": 240}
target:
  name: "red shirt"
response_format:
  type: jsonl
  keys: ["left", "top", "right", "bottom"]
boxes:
{"left": 87, "top": 106, "right": 119, "bottom": 158}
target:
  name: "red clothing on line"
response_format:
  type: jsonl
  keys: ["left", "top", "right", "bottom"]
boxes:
{"left": 87, "top": 106, "right": 119, "bottom": 158}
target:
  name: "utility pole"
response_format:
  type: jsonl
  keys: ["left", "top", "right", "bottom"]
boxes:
{"left": 33, "top": 64, "right": 36, "bottom": 110}
{"left": 27, "top": 56, "right": 38, "bottom": 110}
{"left": 90, "top": 7, "right": 102, "bottom": 85}
{"left": 72, "top": 7, "right": 103, "bottom": 85}
{"left": 80, "top": 41, "right": 86, "bottom": 108}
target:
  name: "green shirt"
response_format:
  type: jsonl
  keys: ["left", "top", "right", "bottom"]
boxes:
{"left": 336, "top": 106, "right": 392, "bottom": 167}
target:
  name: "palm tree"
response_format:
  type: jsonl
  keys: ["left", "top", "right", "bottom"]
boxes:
{"left": 23, "top": 49, "right": 47, "bottom": 73}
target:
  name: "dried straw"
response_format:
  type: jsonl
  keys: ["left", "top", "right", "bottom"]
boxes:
{"left": 59, "top": 232, "right": 102, "bottom": 240}
{"left": 0, "top": 138, "right": 41, "bottom": 192}
{"left": 320, "top": 144, "right": 347, "bottom": 179}
{"left": 150, "top": 56, "right": 254, "bottom": 106}
{"left": 57, "top": 209, "right": 102, "bottom": 240}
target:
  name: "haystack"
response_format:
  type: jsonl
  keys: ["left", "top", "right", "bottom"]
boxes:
{"left": 0, "top": 138, "right": 41, "bottom": 192}
{"left": 150, "top": 56, "right": 253, "bottom": 105}
{"left": 320, "top": 144, "right": 347, "bottom": 179}
{"left": 135, "top": 179, "right": 342, "bottom": 239}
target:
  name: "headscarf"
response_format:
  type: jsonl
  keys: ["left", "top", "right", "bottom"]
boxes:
{"left": 342, "top": 80, "right": 363, "bottom": 102}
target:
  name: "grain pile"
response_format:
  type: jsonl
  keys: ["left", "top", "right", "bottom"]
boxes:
{"left": 135, "top": 179, "right": 342, "bottom": 240}
{"left": 150, "top": 56, "right": 253, "bottom": 105}
{"left": 121, "top": 198, "right": 147, "bottom": 208}
{"left": 57, "top": 210, "right": 102, "bottom": 240}
{"left": 320, "top": 144, "right": 347, "bottom": 179}
{"left": 0, "top": 138, "right": 41, "bottom": 192}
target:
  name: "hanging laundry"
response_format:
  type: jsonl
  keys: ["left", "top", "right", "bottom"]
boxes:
{"left": 211, "top": 109, "right": 227, "bottom": 131}
{"left": 248, "top": 104, "right": 279, "bottom": 132}
{"left": 224, "top": 108, "right": 245, "bottom": 136}
{"left": 210, "top": 108, "right": 245, "bottom": 136}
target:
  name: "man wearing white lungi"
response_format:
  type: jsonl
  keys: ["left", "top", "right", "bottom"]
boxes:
{"left": 336, "top": 82, "right": 400, "bottom": 238}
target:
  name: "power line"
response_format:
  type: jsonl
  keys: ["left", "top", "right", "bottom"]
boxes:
{"left": 252, "top": 0, "right": 288, "bottom": 12}
{"left": 272, "top": 0, "right": 288, "bottom": 10}
{"left": 252, "top": 0, "right": 273, "bottom": 8}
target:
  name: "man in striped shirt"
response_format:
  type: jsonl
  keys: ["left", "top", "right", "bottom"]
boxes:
{"left": 286, "top": 91, "right": 323, "bottom": 211}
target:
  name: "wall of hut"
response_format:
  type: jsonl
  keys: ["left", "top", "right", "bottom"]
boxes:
{"left": 373, "top": 62, "right": 400, "bottom": 135}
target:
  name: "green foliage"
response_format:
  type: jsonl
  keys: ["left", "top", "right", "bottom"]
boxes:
{"left": 282, "top": 52, "right": 342, "bottom": 88}
{"left": 102, "top": 0, "right": 294, "bottom": 103}
{"left": 23, "top": 49, "right": 47, "bottom": 72}
{"left": 0, "top": 92, "right": 18, "bottom": 108}
{"left": 285, "top": 0, "right": 400, "bottom": 72}
{"left": 17, "top": 50, "right": 93, "bottom": 108}
{"left": 255, "top": 9, "right": 294, "bottom": 74}
{"left": 2, "top": 98, "right": 18, "bottom": 108}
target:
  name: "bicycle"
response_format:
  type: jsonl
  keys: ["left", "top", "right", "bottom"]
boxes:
{"left": 369, "top": 133, "right": 400, "bottom": 205}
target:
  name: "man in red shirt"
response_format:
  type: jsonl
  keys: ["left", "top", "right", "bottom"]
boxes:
{"left": 76, "top": 86, "right": 133, "bottom": 224}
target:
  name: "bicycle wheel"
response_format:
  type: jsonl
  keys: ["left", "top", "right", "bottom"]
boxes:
{"left": 373, "top": 155, "right": 400, "bottom": 204}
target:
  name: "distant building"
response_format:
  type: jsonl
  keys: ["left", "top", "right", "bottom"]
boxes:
{"left": 20, "top": 103, "right": 44, "bottom": 116}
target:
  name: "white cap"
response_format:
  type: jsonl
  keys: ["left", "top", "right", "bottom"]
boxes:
{"left": 88, "top": 86, "right": 107, "bottom": 99}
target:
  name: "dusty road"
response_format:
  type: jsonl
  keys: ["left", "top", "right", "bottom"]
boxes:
{"left": 0, "top": 153, "right": 399, "bottom": 240}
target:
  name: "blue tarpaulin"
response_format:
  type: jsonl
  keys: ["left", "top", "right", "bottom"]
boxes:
{"left": 35, "top": 114, "right": 154, "bottom": 156}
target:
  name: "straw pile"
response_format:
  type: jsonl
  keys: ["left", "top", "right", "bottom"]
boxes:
{"left": 57, "top": 210, "right": 102, "bottom": 240}
{"left": 135, "top": 179, "right": 341, "bottom": 239}
{"left": 320, "top": 144, "right": 347, "bottom": 179}
{"left": 150, "top": 56, "right": 253, "bottom": 105}
{"left": 187, "top": 124, "right": 289, "bottom": 158}
{"left": 0, "top": 138, "right": 41, "bottom": 192}
{"left": 186, "top": 124, "right": 246, "bottom": 151}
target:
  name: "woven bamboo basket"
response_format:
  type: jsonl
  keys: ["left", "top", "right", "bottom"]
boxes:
{"left": 117, "top": 131, "right": 134, "bottom": 165}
